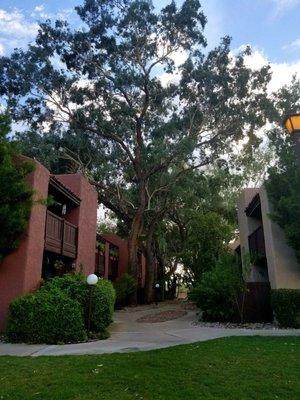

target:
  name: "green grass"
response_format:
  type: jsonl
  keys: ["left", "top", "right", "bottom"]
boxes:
{"left": 0, "top": 337, "right": 299, "bottom": 399}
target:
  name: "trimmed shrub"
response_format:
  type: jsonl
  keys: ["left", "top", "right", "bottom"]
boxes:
{"left": 41, "top": 273, "right": 88, "bottom": 307}
{"left": 6, "top": 288, "right": 87, "bottom": 344}
{"left": 271, "top": 289, "right": 300, "bottom": 328}
{"left": 89, "top": 278, "right": 116, "bottom": 334}
{"left": 41, "top": 274, "right": 115, "bottom": 337}
{"left": 6, "top": 274, "right": 116, "bottom": 344}
{"left": 41, "top": 273, "right": 115, "bottom": 334}
{"left": 114, "top": 273, "right": 137, "bottom": 307}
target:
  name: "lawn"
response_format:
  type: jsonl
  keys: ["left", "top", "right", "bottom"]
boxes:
{"left": 0, "top": 337, "right": 299, "bottom": 400}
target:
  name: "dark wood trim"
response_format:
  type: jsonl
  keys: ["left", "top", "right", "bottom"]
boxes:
{"left": 49, "top": 176, "right": 81, "bottom": 206}
{"left": 245, "top": 193, "right": 261, "bottom": 217}
{"left": 45, "top": 210, "right": 78, "bottom": 259}
{"left": 248, "top": 225, "right": 266, "bottom": 261}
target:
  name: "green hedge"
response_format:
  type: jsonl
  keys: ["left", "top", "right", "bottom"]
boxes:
{"left": 6, "top": 288, "right": 87, "bottom": 344}
{"left": 6, "top": 274, "right": 116, "bottom": 344}
{"left": 271, "top": 289, "right": 300, "bottom": 328}
{"left": 90, "top": 278, "right": 116, "bottom": 333}
{"left": 41, "top": 273, "right": 88, "bottom": 307}
{"left": 42, "top": 274, "right": 115, "bottom": 334}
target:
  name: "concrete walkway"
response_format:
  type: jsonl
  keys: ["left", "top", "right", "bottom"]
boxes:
{"left": 0, "top": 301, "right": 299, "bottom": 357}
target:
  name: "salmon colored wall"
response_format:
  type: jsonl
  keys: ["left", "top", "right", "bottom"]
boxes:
{"left": 100, "top": 233, "right": 146, "bottom": 288}
{"left": 102, "top": 234, "right": 129, "bottom": 278}
{"left": 55, "top": 174, "right": 98, "bottom": 276}
{"left": 0, "top": 158, "right": 49, "bottom": 331}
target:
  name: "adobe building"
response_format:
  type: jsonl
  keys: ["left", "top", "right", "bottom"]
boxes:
{"left": 237, "top": 186, "right": 300, "bottom": 289}
{"left": 0, "top": 156, "right": 98, "bottom": 331}
{"left": 95, "top": 233, "right": 146, "bottom": 294}
{"left": 235, "top": 186, "right": 300, "bottom": 321}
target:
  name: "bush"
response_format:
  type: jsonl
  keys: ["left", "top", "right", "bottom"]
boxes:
{"left": 189, "top": 253, "right": 244, "bottom": 322}
{"left": 89, "top": 278, "right": 116, "bottom": 334}
{"left": 6, "top": 274, "right": 116, "bottom": 344}
{"left": 114, "top": 273, "right": 137, "bottom": 307}
{"left": 41, "top": 273, "right": 88, "bottom": 307}
{"left": 42, "top": 273, "right": 115, "bottom": 335}
{"left": 271, "top": 289, "right": 300, "bottom": 328}
{"left": 6, "top": 288, "right": 87, "bottom": 344}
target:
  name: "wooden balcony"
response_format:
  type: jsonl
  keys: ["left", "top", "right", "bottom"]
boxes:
{"left": 45, "top": 211, "right": 78, "bottom": 259}
{"left": 248, "top": 225, "right": 266, "bottom": 261}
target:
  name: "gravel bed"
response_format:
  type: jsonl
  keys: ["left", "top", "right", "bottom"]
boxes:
{"left": 193, "top": 321, "right": 285, "bottom": 330}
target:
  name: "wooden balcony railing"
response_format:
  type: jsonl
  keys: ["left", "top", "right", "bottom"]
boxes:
{"left": 45, "top": 211, "right": 78, "bottom": 259}
{"left": 248, "top": 225, "right": 266, "bottom": 261}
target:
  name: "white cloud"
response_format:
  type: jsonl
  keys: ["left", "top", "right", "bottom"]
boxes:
{"left": 282, "top": 38, "right": 300, "bottom": 51}
{"left": 159, "top": 49, "right": 188, "bottom": 87}
{"left": 160, "top": 46, "right": 300, "bottom": 92}
{"left": 244, "top": 48, "right": 300, "bottom": 92}
{"left": 0, "top": 6, "right": 76, "bottom": 55}
{"left": 34, "top": 5, "right": 45, "bottom": 12}
{"left": 159, "top": 70, "right": 180, "bottom": 87}
{"left": 0, "top": 9, "right": 38, "bottom": 38}
{"left": 0, "top": 8, "right": 38, "bottom": 54}
{"left": 269, "top": 0, "right": 300, "bottom": 16}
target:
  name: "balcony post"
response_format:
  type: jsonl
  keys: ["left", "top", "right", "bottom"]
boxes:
{"left": 61, "top": 219, "right": 65, "bottom": 255}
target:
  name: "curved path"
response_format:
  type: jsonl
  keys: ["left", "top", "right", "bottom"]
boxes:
{"left": 0, "top": 301, "right": 299, "bottom": 356}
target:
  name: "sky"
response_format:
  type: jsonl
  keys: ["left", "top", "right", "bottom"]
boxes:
{"left": 0, "top": 0, "right": 300, "bottom": 91}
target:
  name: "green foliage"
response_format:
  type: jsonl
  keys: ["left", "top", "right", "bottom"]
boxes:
{"left": 7, "top": 274, "right": 116, "bottom": 343}
{"left": 0, "top": 0, "right": 272, "bottom": 284}
{"left": 182, "top": 211, "right": 233, "bottom": 283}
{"left": 90, "top": 278, "right": 116, "bottom": 334}
{"left": 98, "top": 221, "right": 118, "bottom": 235}
{"left": 41, "top": 273, "right": 89, "bottom": 307}
{"left": 114, "top": 273, "right": 137, "bottom": 307}
{"left": 41, "top": 273, "right": 115, "bottom": 335}
{"left": 6, "top": 288, "right": 87, "bottom": 344}
{"left": 271, "top": 289, "right": 300, "bottom": 328}
{"left": 0, "top": 114, "right": 34, "bottom": 261}
{"left": 189, "top": 252, "right": 244, "bottom": 322}
{"left": 265, "top": 133, "right": 300, "bottom": 263}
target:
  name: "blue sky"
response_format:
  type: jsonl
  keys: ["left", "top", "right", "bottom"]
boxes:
{"left": 0, "top": 0, "right": 300, "bottom": 91}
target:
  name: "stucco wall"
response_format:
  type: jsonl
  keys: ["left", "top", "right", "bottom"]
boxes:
{"left": 55, "top": 174, "right": 98, "bottom": 276}
{"left": 259, "top": 186, "right": 300, "bottom": 289}
{"left": 100, "top": 233, "right": 146, "bottom": 287}
{"left": 237, "top": 187, "right": 300, "bottom": 290}
{"left": 102, "top": 234, "right": 129, "bottom": 278}
{"left": 0, "top": 158, "right": 49, "bottom": 331}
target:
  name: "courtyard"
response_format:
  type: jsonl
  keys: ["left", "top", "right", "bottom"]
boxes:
{"left": 1, "top": 0, "right": 300, "bottom": 399}
{"left": 0, "top": 301, "right": 299, "bottom": 357}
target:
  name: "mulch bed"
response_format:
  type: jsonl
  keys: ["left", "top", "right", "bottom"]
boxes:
{"left": 137, "top": 309, "right": 187, "bottom": 323}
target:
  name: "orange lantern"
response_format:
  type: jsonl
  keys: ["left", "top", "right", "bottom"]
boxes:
{"left": 283, "top": 113, "right": 300, "bottom": 134}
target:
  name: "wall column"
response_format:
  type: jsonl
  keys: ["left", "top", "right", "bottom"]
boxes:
{"left": 104, "top": 242, "right": 110, "bottom": 279}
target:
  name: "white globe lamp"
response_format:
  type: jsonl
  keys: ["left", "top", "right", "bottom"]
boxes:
{"left": 87, "top": 274, "right": 98, "bottom": 286}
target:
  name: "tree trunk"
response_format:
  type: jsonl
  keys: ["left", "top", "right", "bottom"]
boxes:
{"left": 144, "top": 235, "right": 156, "bottom": 303}
{"left": 127, "top": 211, "right": 143, "bottom": 304}
{"left": 127, "top": 179, "right": 146, "bottom": 304}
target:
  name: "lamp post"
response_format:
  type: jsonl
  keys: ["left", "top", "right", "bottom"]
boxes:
{"left": 283, "top": 113, "right": 300, "bottom": 167}
{"left": 155, "top": 283, "right": 160, "bottom": 306}
{"left": 86, "top": 274, "right": 98, "bottom": 333}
